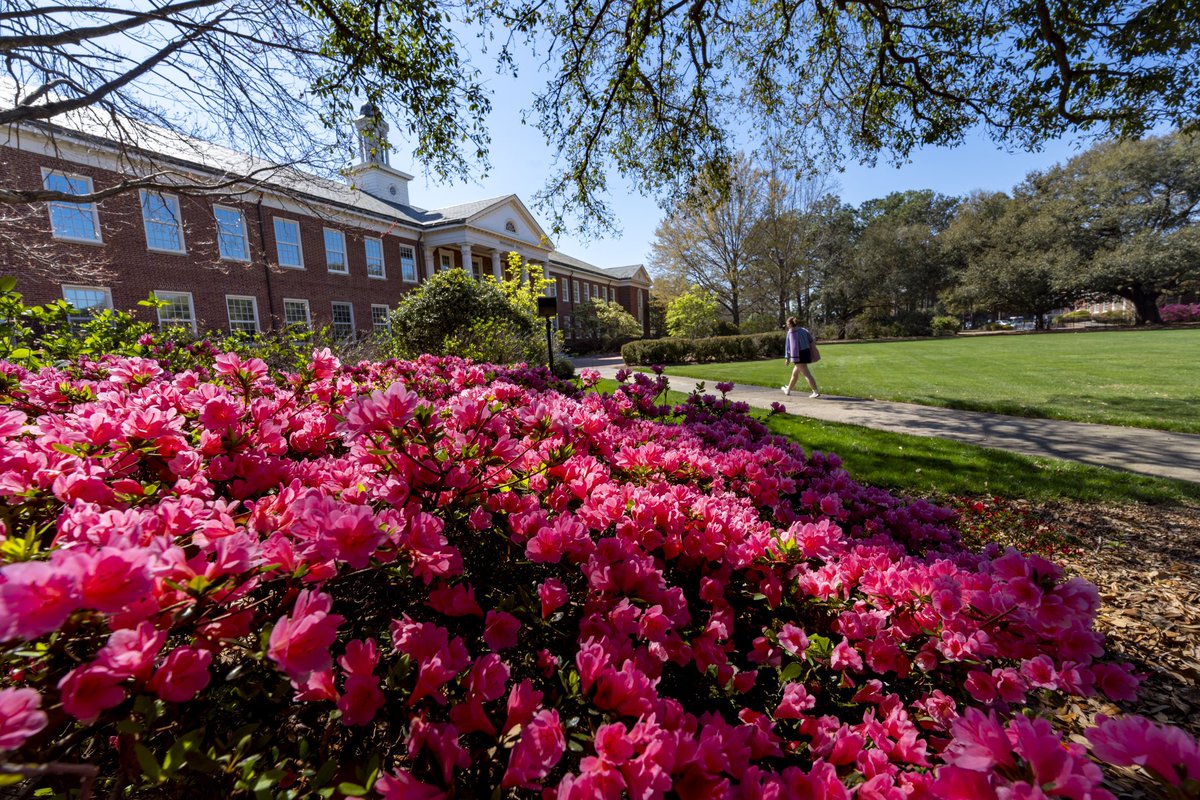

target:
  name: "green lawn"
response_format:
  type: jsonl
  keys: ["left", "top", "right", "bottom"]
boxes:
{"left": 593, "top": 379, "right": 1200, "bottom": 506}
{"left": 658, "top": 329, "right": 1200, "bottom": 433}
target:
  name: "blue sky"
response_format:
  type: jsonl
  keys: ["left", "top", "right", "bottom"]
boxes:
{"left": 388, "top": 50, "right": 1091, "bottom": 274}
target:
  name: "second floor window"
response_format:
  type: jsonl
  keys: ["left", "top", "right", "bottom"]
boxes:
{"left": 274, "top": 218, "right": 303, "bottom": 268}
{"left": 325, "top": 229, "right": 348, "bottom": 273}
{"left": 400, "top": 245, "right": 417, "bottom": 282}
{"left": 560, "top": 277, "right": 569, "bottom": 298}
{"left": 43, "top": 171, "right": 101, "bottom": 242}
{"left": 141, "top": 191, "right": 185, "bottom": 253}
{"left": 573, "top": 280, "right": 580, "bottom": 304}
{"left": 365, "top": 238, "right": 385, "bottom": 278}
{"left": 214, "top": 206, "right": 249, "bottom": 261}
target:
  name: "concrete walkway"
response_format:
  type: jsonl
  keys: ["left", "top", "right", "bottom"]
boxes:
{"left": 574, "top": 356, "right": 1200, "bottom": 485}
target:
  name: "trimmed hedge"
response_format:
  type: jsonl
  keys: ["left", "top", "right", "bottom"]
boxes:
{"left": 622, "top": 331, "right": 786, "bottom": 365}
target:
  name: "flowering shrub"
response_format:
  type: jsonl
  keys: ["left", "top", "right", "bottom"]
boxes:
{"left": 1159, "top": 304, "right": 1200, "bottom": 324}
{"left": 0, "top": 351, "right": 1195, "bottom": 798}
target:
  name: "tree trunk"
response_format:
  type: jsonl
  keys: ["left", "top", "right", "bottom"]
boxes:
{"left": 1125, "top": 286, "right": 1162, "bottom": 325}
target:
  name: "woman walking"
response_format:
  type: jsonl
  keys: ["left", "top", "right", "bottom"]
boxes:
{"left": 782, "top": 317, "right": 820, "bottom": 398}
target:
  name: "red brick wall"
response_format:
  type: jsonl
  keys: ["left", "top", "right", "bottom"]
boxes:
{"left": 0, "top": 146, "right": 425, "bottom": 336}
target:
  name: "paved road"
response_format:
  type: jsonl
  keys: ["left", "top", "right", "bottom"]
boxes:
{"left": 574, "top": 356, "right": 1200, "bottom": 485}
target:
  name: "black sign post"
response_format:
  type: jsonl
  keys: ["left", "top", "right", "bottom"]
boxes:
{"left": 536, "top": 296, "right": 558, "bottom": 371}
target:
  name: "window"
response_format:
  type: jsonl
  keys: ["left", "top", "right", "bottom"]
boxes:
{"left": 583, "top": 284, "right": 590, "bottom": 303}
{"left": 573, "top": 280, "right": 580, "bottom": 304}
{"left": 283, "top": 298, "right": 310, "bottom": 328}
{"left": 364, "top": 238, "right": 385, "bottom": 279}
{"left": 399, "top": 245, "right": 417, "bottom": 282}
{"left": 62, "top": 285, "right": 112, "bottom": 327}
{"left": 273, "top": 218, "right": 303, "bottom": 268}
{"left": 141, "top": 191, "right": 185, "bottom": 253}
{"left": 637, "top": 290, "right": 644, "bottom": 317}
{"left": 43, "top": 170, "right": 101, "bottom": 242}
{"left": 226, "top": 295, "right": 259, "bottom": 333}
{"left": 440, "top": 253, "right": 453, "bottom": 272}
{"left": 331, "top": 301, "right": 355, "bottom": 340}
{"left": 546, "top": 280, "right": 556, "bottom": 298}
{"left": 324, "top": 228, "right": 347, "bottom": 273}
{"left": 560, "top": 277, "right": 569, "bottom": 298}
{"left": 371, "top": 304, "right": 391, "bottom": 334}
{"left": 154, "top": 291, "right": 196, "bottom": 333}
{"left": 214, "top": 206, "right": 249, "bottom": 261}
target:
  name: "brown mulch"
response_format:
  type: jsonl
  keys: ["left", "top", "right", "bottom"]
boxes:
{"left": 1031, "top": 501, "right": 1200, "bottom": 796}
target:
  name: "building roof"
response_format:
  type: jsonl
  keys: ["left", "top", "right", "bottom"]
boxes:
{"left": 550, "top": 251, "right": 651, "bottom": 285}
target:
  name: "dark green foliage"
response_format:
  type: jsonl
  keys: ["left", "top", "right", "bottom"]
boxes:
{"left": 385, "top": 270, "right": 536, "bottom": 360}
{"left": 622, "top": 332, "right": 785, "bottom": 365}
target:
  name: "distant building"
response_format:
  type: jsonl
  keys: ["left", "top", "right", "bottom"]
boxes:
{"left": 1, "top": 104, "right": 651, "bottom": 342}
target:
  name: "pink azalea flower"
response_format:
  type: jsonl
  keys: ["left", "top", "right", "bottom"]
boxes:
{"left": 57, "top": 664, "right": 126, "bottom": 722}
{"left": 338, "top": 676, "right": 385, "bottom": 726}
{"left": 484, "top": 610, "right": 520, "bottom": 651}
{"left": 1088, "top": 714, "right": 1200, "bottom": 787}
{"left": 95, "top": 621, "right": 167, "bottom": 681}
{"left": 375, "top": 768, "right": 445, "bottom": 800}
{"left": 0, "top": 688, "right": 47, "bottom": 751}
{"left": 501, "top": 709, "right": 566, "bottom": 789}
{"left": 538, "top": 578, "right": 569, "bottom": 619}
{"left": 0, "top": 559, "right": 80, "bottom": 642}
{"left": 267, "top": 590, "right": 344, "bottom": 681}
{"left": 149, "top": 647, "right": 212, "bottom": 703}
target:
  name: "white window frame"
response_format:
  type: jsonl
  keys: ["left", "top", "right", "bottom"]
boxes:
{"left": 42, "top": 169, "right": 102, "bottom": 244}
{"left": 153, "top": 290, "right": 196, "bottom": 334}
{"left": 324, "top": 228, "right": 348, "bottom": 274}
{"left": 439, "top": 253, "right": 453, "bottom": 272}
{"left": 371, "top": 304, "right": 391, "bottom": 334}
{"left": 273, "top": 217, "right": 304, "bottom": 269}
{"left": 560, "top": 277, "right": 569, "bottom": 298}
{"left": 225, "top": 295, "right": 260, "bottom": 333}
{"left": 282, "top": 298, "right": 311, "bottom": 328}
{"left": 214, "top": 205, "right": 250, "bottom": 262}
{"left": 399, "top": 245, "right": 418, "bottom": 283}
{"left": 140, "top": 190, "right": 186, "bottom": 254}
{"left": 365, "top": 237, "right": 386, "bottom": 279}
{"left": 62, "top": 285, "right": 113, "bottom": 327}
{"left": 583, "top": 284, "right": 590, "bottom": 303}
{"left": 573, "top": 280, "right": 580, "bottom": 304}
{"left": 331, "top": 301, "right": 356, "bottom": 341}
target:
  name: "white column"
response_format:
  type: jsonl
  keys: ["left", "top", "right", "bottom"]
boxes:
{"left": 460, "top": 244, "right": 473, "bottom": 277}
{"left": 423, "top": 246, "right": 436, "bottom": 279}
{"left": 491, "top": 250, "right": 503, "bottom": 280}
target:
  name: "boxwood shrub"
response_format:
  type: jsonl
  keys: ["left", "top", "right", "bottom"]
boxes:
{"left": 622, "top": 331, "right": 786, "bottom": 365}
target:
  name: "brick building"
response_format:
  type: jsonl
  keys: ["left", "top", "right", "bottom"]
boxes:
{"left": 0, "top": 106, "right": 651, "bottom": 342}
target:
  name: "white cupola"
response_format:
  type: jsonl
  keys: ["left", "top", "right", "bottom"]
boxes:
{"left": 346, "top": 102, "right": 414, "bottom": 206}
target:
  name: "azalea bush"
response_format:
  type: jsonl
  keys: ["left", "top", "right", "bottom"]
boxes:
{"left": 1, "top": 351, "right": 1198, "bottom": 798}
{"left": 1159, "top": 303, "right": 1200, "bottom": 324}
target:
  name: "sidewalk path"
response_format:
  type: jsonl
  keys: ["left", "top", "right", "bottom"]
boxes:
{"left": 573, "top": 356, "right": 1200, "bottom": 485}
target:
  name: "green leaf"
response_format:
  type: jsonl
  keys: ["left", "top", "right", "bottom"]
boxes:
{"left": 0, "top": 276, "right": 17, "bottom": 293}
{"left": 134, "top": 743, "right": 164, "bottom": 785}
{"left": 337, "top": 782, "right": 368, "bottom": 797}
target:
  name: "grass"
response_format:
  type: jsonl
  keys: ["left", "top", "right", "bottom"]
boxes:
{"left": 593, "top": 378, "right": 1200, "bottom": 507}
{"left": 656, "top": 328, "right": 1200, "bottom": 433}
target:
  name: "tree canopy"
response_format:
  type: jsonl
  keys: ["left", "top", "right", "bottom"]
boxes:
{"left": 3, "top": 0, "right": 1200, "bottom": 229}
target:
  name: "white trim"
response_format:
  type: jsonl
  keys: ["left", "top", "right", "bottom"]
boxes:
{"left": 273, "top": 217, "right": 304, "bottom": 269}
{"left": 153, "top": 290, "right": 197, "bottom": 334}
{"left": 41, "top": 168, "right": 102, "bottom": 244}
{"left": 139, "top": 189, "right": 186, "bottom": 254}
{"left": 324, "top": 227, "right": 348, "bottom": 274}
{"left": 365, "top": 236, "right": 387, "bottom": 280}
{"left": 213, "top": 205, "right": 251, "bottom": 262}
{"left": 282, "top": 297, "right": 311, "bottom": 328}
{"left": 225, "top": 294, "right": 260, "bottom": 333}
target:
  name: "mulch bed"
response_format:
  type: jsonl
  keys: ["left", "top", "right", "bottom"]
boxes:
{"left": 1003, "top": 500, "right": 1200, "bottom": 797}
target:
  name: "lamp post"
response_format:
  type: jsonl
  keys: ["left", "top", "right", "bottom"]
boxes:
{"left": 536, "top": 296, "right": 558, "bottom": 371}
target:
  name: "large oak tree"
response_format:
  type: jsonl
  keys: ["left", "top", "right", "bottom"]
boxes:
{"left": 2, "top": 0, "right": 1200, "bottom": 231}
